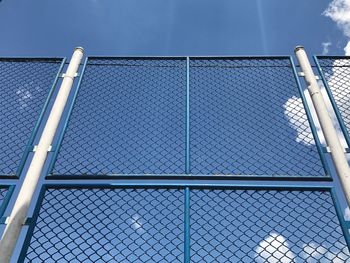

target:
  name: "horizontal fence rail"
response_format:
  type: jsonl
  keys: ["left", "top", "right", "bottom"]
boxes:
{"left": 0, "top": 58, "right": 65, "bottom": 177}
{"left": 48, "top": 57, "right": 326, "bottom": 179}
{"left": 19, "top": 185, "right": 350, "bottom": 263}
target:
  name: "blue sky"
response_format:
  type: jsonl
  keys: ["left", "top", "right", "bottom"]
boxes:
{"left": 0, "top": 0, "right": 348, "bottom": 57}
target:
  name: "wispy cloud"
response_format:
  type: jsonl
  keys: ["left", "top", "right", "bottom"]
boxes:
{"left": 283, "top": 83, "right": 347, "bottom": 148}
{"left": 323, "top": 0, "right": 350, "bottom": 54}
{"left": 255, "top": 232, "right": 295, "bottom": 263}
{"left": 283, "top": 95, "right": 315, "bottom": 146}
{"left": 128, "top": 214, "right": 145, "bottom": 234}
{"left": 322, "top": 42, "right": 332, "bottom": 55}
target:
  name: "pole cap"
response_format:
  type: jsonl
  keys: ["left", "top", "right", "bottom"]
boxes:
{"left": 74, "top": 47, "right": 84, "bottom": 53}
{"left": 294, "top": 45, "right": 305, "bottom": 53}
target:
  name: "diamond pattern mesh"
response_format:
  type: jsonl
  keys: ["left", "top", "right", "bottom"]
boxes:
{"left": 316, "top": 57, "right": 350, "bottom": 144}
{"left": 0, "top": 58, "right": 63, "bottom": 176}
{"left": 190, "top": 58, "right": 324, "bottom": 176}
{"left": 52, "top": 58, "right": 186, "bottom": 176}
{"left": 22, "top": 187, "right": 184, "bottom": 263}
{"left": 20, "top": 187, "right": 350, "bottom": 262}
{"left": 51, "top": 57, "right": 324, "bottom": 178}
{"left": 0, "top": 187, "right": 9, "bottom": 215}
{"left": 190, "top": 189, "right": 350, "bottom": 262}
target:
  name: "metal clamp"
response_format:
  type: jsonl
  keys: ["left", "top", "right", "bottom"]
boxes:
{"left": 0, "top": 217, "right": 31, "bottom": 225}
{"left": 60, "top": 72, "right": 79, "bottom": 78}
{"left": 323, "top": 146, "right": 348, "bottom": 153}
{"left": 298, "top": 72, "right": 320, "bottom": 80}
{"left": 32, "top": 145, "right": 53, "bottom": 152}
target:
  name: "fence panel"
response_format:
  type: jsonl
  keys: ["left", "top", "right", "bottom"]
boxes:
{"left": 49, "top": 57, "right": 326, "bottom": 179}
{"left": 52, "top": 58, "right": 187, "bottom": 176}
{"left": 20, "top": 187, "right": 184, "bottom": 263}
{"left": 0, "top": 58, "right": 64, "bottom": 177}
{"left": 190, "top": 58, "right": 325, "bottom": 177}
{"left": 19, "top": 185, "right": 350, "bottom": 263}
{"left": 190, "top": 188, "right": 349, "bottom": 262}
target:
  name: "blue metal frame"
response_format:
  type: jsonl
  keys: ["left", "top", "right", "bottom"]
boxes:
{"left": 0, "top": 185, "right": 15, "bottom": 218}
{"left": 45, "top": 56, "right": 331, "bottom": 180}
{"left": 331, "top": 187, "right": 350, "bottom": 249}
{"left": 290, "top": 57, "right": 331, "bottom": 178}
{"left": 47, "top": 174, "right": 332, "bottom": 181}
{"left": 18, "top": 183, "right": 47, "bottom": 262}
{"left": 46, "top": 57, "right": 88, "bottom": 176}
{"left": 0, "top": 58, "right": 66, "bottom": 178}
{"left": 313, "top": 56, "right": 350, "bottom": 148}
{"left": 1, "top": 54, "right": 348, "bottom": 262}
{"left": 184, "top": 187, "right": 190, "bottom": 263}
{"left": 185, "top": 57, "right": 190, "bottom": 174}
{"left": 17, "top": 182, "right": 350, "bottom": 262}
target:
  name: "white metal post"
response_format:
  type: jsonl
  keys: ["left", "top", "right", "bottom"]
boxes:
{"left": 295, "top": 46, "right": 350, "bottom": 206}
{"left": 0, "top": 47, "right": 84, "bottom": 263}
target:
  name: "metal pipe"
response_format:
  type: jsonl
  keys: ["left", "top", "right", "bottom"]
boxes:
{"left": 295, "top": 46, "right": 350, "bottom": 207}
{"left": 0, "top": 47, "right": 84, "bottom": 263}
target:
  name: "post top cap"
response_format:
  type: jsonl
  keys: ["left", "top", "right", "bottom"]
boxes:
{"left": 74, "top": 47, "right": 84, "bottom": 53}
{"left": 294, "top": 46, "right": 305, "bottom": 52}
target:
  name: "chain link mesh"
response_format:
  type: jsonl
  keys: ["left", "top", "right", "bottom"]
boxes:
{"left": 316, "top": 57, "right": 350, "bottom": 143}
{"left": 20, "top": 187, "right": 350, "bottom": 262}
{"left": 53, "top": 58, "right": 186, "bottom": 176}
{"left": 51, "top": 57, "right": 324, "bottom": 178}
{"left": 190, "top": 189, "right": 350, "bottom": 262}
{"left": 0, "top": 58, "right": 63, "bottom": 176}
{"left": 0, "top": 187, "right": 9, "bottom": 214}
{"left": 190, "top": 58, "right": 324, "bottom": 176}
{"left": 22, "top": 187, "right": 184, "bottom": 263}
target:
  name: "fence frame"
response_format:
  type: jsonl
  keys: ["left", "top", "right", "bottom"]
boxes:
{"left": 45, "top": 56, "right": 330, "bottom": 180}
{"left": 0, "top": 57, "right": 66, "bottom": 178}
{"left": 16, "top": 182, "right": 350, "bottom": 262}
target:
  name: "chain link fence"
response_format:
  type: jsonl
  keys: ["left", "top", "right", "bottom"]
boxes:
{"left": 0, "top": 58, "right": 64, "bottom": 177}
{"left": 190, "top": 189, "right": 349, "bottom": 262}
{"left": 50, "top": 57, "right": 325, "bottom": 178}
{"left": 52, "top": 58, "right": 187, "bottom": 176}
{"left": 21, "top": 187, "right": 184, "bottom": 263}
{"left": 315, "top": 56, "right": 350, "bottom": 147}
{"left": 2, "top": 55, "right": 350, "bottom": 262}
{"left": 190, "top": 58, "right": 324, "bottom": 176}
{"left": 19, "top": 186, "right": 350, "bottom": 262}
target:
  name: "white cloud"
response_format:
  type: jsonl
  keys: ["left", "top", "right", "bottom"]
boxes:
{"left": 283, "top": 95, "right": 316, "bottom": 146}
{"left": 284, "top": 79, "right": 347, "bottom": 148}
{"left": 344, "top": 207, "right": 350, "bottom": 220}
{"left": 324, "top": 0, "right": 350, "bottom": 54}
{"left": 128, "top": 214, "right": 145, "bottom": 234}
{"left": 322, "top": 42, "right": 332, "bottom": 55}
{"left": 16, "top": 87, "right": 32, "bottom": 110}
{"left": 344, "top": 41, "right": 350, "bottom": 54}
{"left": 255, "top": 233, "right": 295, "bottom": 263}
{"left": 302, "top": 242, "right": 346, "bottom": 262}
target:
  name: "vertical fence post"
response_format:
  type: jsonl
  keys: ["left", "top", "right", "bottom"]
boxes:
{"left": 184, "top": 187, "right": 191, "bottom": 263}
{"left": 185, "top": 57, "right": 190, "bottom": 174}
{"left": 295, "top": 46, "right": 350, "bottom": 207}
{"left": 0, "top": 47, "right": 84, "bottom": 263}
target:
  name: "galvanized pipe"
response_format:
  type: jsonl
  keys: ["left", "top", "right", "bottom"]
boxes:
{"left": 295, "top": 46, "right": 350, "bottom": 207}
{"left": 0, "top": 47, "right": 84, "bottom": 263}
